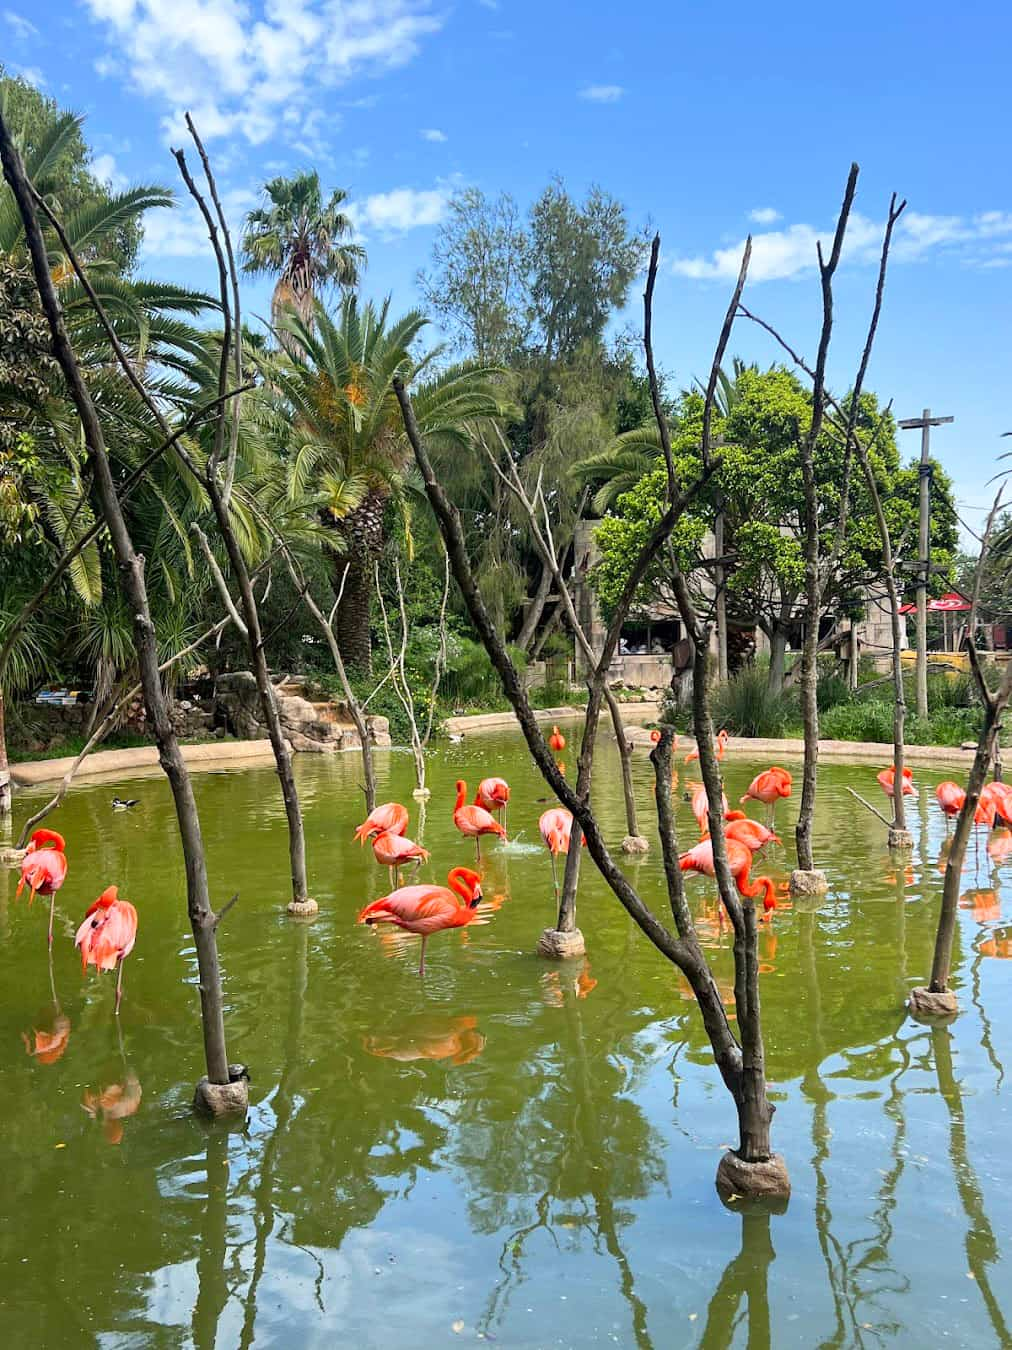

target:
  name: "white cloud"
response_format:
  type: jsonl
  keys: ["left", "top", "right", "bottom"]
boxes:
{"left": 11, "top": 64, "right": 44, "bottom": 87}
{"left": 91, "top": 151, "right": 128, "bottom": 191}
{"left": 673, "top": 208, "right": 1012, "bottom": 283}
{"left": 748, "top": 207, "right": 781, "bottom": 225}
{"left": 4, "top": 9, "right": 38, "bottom": 38}
{"left": 140, "top": 185, "right": 255, "bottom": 259}
{"left": 579, "top": 83, "right": 623, "bottom": 103}
{"left": 420, "top": 127, "right": 447, "bottom": 142}
{"left": 354, "top": 185, "right": 448, "bottom": 234}
{"left": 81, "top": 0, "right": 446, "bottom": 147}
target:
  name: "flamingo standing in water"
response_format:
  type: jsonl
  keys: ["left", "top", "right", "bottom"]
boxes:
{"left": 877, "top": 766, "right": 918, "bottom": 800}
{"left": 685, "top": 728, "right": 729, "bottom": 764}
{"left": 17, "top": 829, "right": 68, "bottom": 947}
{"left": 357, "top": 866, "right": 483, "bottom": 975}
{"left": 548, "top": 725, "right": 566, "bottom": 753}
{"left": 75, "top": 886, "right": 139, "bottom": 1015}
{"left": 721, "top": 814, "right": 781, "bottom": 853}
{"left": 679, "top": 837, "right": 778, "bottom": 918}
{"left": 539, "top": 807, "right": 579, "bottom": 902}
{"left": 354, "top": 802, "right": 409, "bottom": 845}
{"left": 740, "top": 768, "right": 793, "bottom": 825}
{"left": 689, "top": 782, "right": 728, "bottom": 836}
{"left": 936, "top": 780, "right": 966, "bottom": 831}
{"left": 475, "top": 777, "right": 510, "bottom": 833}
{"left": 371, "top": 830, "right": 429, "bottom": 885}
{"left": 453, "top": 780, "right": 506, "bottom": 861}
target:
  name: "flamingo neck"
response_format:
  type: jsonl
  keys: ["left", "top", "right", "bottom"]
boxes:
{"left": 448, "top": 868, "right": 476, "bottom": 905}
{"left": 454, "top": 781, "right": 467, "bottom": 812}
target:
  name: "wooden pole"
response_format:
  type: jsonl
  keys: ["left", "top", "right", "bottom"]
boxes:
{"left": 899, "top": 409, "right": 953, "bottom": 717}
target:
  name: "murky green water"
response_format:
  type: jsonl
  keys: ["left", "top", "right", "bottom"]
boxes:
{"left": 2, "top": 732, "right": 1011, "bottom": 1348}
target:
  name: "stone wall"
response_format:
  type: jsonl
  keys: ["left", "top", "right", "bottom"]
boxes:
{"left": 213, "top": 672, "right": 391, "bottom": 753}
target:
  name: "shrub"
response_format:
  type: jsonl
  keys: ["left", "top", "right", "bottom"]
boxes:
{"left": 820, "top": 700, "right": 895, "bottom": 744}
{"left": 711, "top": 667, "right": 799, "bottom": 738}
{"left": 816, "top": 670, "right": 852, "bottom": 712}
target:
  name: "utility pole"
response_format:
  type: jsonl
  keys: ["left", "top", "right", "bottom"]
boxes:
{"left": 898, "top": 409, "right": 953, "bottom": 717}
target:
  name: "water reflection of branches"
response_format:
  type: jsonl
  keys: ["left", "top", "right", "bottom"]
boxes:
{"left": 932, "top": 1026, "right": 1012, "bottom": 1348}
{"left": 698, "top": 1211, "right": 774, "bottom": 1349}
{"left": 475, "top": 981, "right": 658, "bottom": 1348}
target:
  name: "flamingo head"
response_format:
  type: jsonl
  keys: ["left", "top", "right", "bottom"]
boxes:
{"left": 449, "top": 866, "right": 483, "bottom": 906}
{"left": 28, "top": 829, "right": 65, "bottom": 853}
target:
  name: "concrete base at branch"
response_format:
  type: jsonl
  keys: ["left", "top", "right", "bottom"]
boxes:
{"left": 536, "top": 927, "right": 587, "bottom": 959}
{"left": 908, "top": 986, "right": 959, "bottom": 1020}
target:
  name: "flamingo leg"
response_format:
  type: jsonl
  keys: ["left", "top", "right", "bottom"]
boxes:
{"left": 47, "top": 892, "right": 55, "bottom": 948}
{"left": 475, "top": 835, "right": 481, "bottom": 863}
{"left": 418, "top": 934, "right": 428, "bottom": 977}
{"left": 550, "top": 850, "right": 559, "bottom": 903}
{"left": 115, "top": 955, "right": 126, "bottom": 1016}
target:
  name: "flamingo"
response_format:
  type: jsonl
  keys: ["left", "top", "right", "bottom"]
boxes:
{"left": 722, "top": 815, "right": 781, "bottom": 853}
{"left": 475, "top": 777, "right": 510, "bottom": 833}
{"left": 75, "top": 886, "right": 139, "bottom": 1015}
{"left": 354, "top": 802, "right": 409, "bottom": 845}
{"left": 684, "top": 728, "right": 729, "bottom": 764}
{"left": 539, "top": 807, "right": 579, "bottom": 901}
{"left": 363, "top": 1014, "right": 486, "bottom": 1065}
{"left": 936, "top": 780, "right": 966, "bottom": 830}
{"left": 453, "top": 780, "right": 506, "bottom": 860}
{"left": 649, "top": 728, "right": 662, "bottom": 744}
{"left": 16, "top": 828, "right": 68, "bottom": 947}
{"left": 978, "top": 782, "right": 1009, "bottom": 829}
{"left": 679, "top": 837, "right": 778, "bottom": 919}
{"left": 991, "top": 782, "right": 1012, "bottom": 827}
{"left": 371, "top": 830, "right": 429, "bottom": 885}
{"left": 877, "top": 766, "right": 918, "bottom": 799}
{"left": 357, "top": 866, "right": 483, "bottom": 975}
{"left": 740, "top": 768, "right": 793, "bottom": 824}
{"left": 689, "top": 782, "right": 728, "bottom": 836}
{"left": 548, "top": 725, "right": 566, "bottom": 752}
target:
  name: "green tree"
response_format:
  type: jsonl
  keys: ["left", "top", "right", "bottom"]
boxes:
{"left": 417, "top": 186, "right": 530, "bottom": 363}
{"left": 241, "top": 171, "right": 366, "bottom": 330}
{"left": 582, "top": 366, "right": 959, "bottom": 690}
{"left": 254, "top": 295, "right": 503, "bottom": 669}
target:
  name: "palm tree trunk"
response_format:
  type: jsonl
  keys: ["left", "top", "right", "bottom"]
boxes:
{"left": 334, "top": 553, "right": 374, "bottom": 673}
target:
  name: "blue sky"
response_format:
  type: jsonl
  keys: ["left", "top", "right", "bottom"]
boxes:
{"left": 6, "top": 0, "right": 1011, "bottom": 540}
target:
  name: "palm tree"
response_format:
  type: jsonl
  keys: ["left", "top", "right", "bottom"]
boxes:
{"left": 240, "top": 172, "right": 366, "bottom": 330}
{"left": 255, "top": 295, "right": 503, "bottom": 669}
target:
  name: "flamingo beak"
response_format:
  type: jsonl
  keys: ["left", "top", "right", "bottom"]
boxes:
{"left": 470, "top": 886, "right": 483, "bottom": 908}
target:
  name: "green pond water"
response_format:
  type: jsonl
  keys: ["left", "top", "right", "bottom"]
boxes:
{"left": 3, "top": 731, "right": 1012, "bottom": 1348}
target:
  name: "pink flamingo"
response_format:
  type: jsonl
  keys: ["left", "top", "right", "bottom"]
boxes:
{"left": 935, "top": 780, "right": 966, "bottom": 831}
{"left": 877, "top": 766, "right": 917, "bottom": 799}
{"left": 722, "top": 815, "right": 781, "bottom": 853}
{"left": 371, "top": 830, "right": 429, "bottom": 885}
{"left": 357, "top": 866, "right": 483, "bottom": 975}
{"left": 75, "top": 886, "right": 139, "bottom": 1015}
{"left": 354, "top": 802, "right": 409, "bottom": 845}
{"left": 475, "top": 777, "right": 511, "bottom": 833}
{"left": 740, "top": 768, "right": 793, "bottom": 825}
{"left": 453, "top": 780, "right": 506, "bottom": 861}
{"left": 679, "top": 837, "right": 778, "bottom": 919}
{"left": 684, "top": 727, "right": 729, "bottom": 764}
{"left": 689, "top": 782, "right": 728, "bottom": 836}
{"left": 16, "top": 828, "right": 68, "bottom": 947}
{"left": 539, "top": 807, "right": 580, "bottom": 901}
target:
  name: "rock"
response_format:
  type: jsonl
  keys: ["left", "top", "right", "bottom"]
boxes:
{"left": 0, "top": 846, "right": 27, "bottom": 866}
{"left": 536, "top": 927, "right": 586, "bottom": 959}
{"left": 193, "top": 1064, "right": 250, "bottom": 1117}
{"left": 908, "top": 985, "right": 959, "bottom": 1020}
{"left": 621, "top": 834, "right": 650, "bottom": 854}
{"left": 888, "top": 828, "right": 915, "bottom": 850}
{"left": 286, "top": 897, "right": 320, "bottom": 918}
{"left": 715, "top": 1151, "right": 791, "bottom": 1208}
{"left": 789, "top": 869, "right": 828, "bottom": 897}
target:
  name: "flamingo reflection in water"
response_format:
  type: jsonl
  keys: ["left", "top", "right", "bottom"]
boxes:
{"left": 960, "top": 890, "right": 1002, "bottom": 923}
{"left": 82, "top": 1073, "right": 142, "bottom": 1145}
{"left": 22, "top": 948, "right": 70, "bottom": 1066}
{"left": 363, "top": 1014, "right": 486, "bottom": 1066}
{"left": 541, "top": 959, "right": 597, "bottom": 1007}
